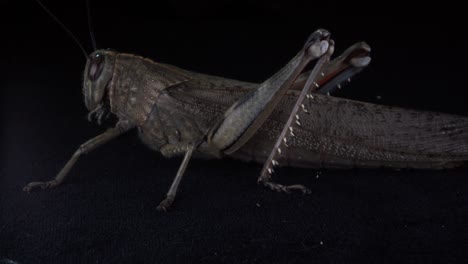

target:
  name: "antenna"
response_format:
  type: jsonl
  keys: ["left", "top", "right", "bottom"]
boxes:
{"left": 34, "top": 0, "right": 89, "bottom": 58}
{"left": 86, "top": 0, "right": 97, "bottom": 50}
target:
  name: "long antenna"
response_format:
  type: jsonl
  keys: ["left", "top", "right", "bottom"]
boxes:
{"left": 34, "top": 0, "right": 89, "bottom": 58}
{"left": 86, "top": 0, "right": 97, "bottom": 50}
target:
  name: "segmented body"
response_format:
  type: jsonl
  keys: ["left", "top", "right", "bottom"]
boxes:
{"left": 107, "top": 54, "right": 468, "bottom": 169}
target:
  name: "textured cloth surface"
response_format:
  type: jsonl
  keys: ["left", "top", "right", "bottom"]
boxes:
{"left": 2, "top": 151, "right": 468, "bottom": 263}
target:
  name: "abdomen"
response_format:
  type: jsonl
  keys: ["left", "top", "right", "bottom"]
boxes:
{"left": 231, "top": 93, "right": 468, "bottom": 169}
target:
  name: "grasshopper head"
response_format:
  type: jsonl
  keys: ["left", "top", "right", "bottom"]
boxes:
{"left": 83, "top": 49, "right": 117, "bottom": 123}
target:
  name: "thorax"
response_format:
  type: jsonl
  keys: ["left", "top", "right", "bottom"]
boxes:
{"left": 107, "top": 53, "right": 211, "bottom": 152}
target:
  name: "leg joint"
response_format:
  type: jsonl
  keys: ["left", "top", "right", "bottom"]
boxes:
{"left": 78, "top": 144, "right": 89, "bottom": 155}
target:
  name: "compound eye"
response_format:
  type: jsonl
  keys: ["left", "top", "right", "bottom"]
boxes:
{"left": 88, "top": 53, "right": 105, "bottom": 81}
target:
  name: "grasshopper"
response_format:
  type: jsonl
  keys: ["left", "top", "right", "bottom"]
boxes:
{"left": 24, "top": 2, "right": 468, "bottom": 211}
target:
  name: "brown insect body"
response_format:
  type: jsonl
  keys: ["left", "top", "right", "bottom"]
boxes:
{"left": 104, "top": 52, "right": 255, "bottom": 157}
{"left": 24, "top": 29, "right": 468, "bottom": 210}
{"left": 103, "top": 51, "right": 468, "bottom": 169}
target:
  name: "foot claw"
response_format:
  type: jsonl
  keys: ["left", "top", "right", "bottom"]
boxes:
{"left": 23, "top": 180, "right": 58, "bottom": 193}
{"left": 156, "top": 196, "right": 175, "bottom": 212}
{"left": 260, "top": 180, "right": 310, "bottom": 194}
{"left": 286, "top": 184, "right": 311, "bottom": 194}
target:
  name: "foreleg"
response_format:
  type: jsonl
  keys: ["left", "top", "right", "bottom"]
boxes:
{"left": 23, "top": 122, "right": 132, "bottom": 192}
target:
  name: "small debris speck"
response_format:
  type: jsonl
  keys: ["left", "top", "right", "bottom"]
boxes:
{"left": 256, "top": 203, "right": 261, "bottom": 207}
{"left": 319, "top": 241, "right": 324, "bottom": 245}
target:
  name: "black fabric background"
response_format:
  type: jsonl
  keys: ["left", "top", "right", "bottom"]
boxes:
{"left": 1, "top": 1, "right": 468, "bottom": 263}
